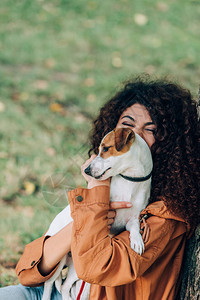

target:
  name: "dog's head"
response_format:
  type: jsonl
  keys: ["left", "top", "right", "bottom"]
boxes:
{"left": 84, "top": 128, "right": 136, "bottom": 180}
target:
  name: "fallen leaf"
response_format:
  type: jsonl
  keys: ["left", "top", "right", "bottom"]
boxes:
{"left": 35, "top": 80, "right": 48, "bottom": 90}
{"left": 45, "top": 147, "right": 56, "bottom": 156}
{"left": 84, "top": 77, "right": 95, "bottom": 87}
{"left": 112, "top": 56, "right": 122, "bottom": 68}
{"left": 87, "top": 94, "right": 96, "bottom": 103}
{"left": 75, "top": 113, "right": 87, "bottom": 123}
{"left": 0, "top": 102, "right": 5, "bottom": 112}
{"left": 12, "top": 92, "right": 20, "bottom": 101}
{"left": 20, "top": 92, "right": 29, "bottom": 101}
{"left": 23, "top": 181, "right": 36, "bottom": 195}
{"left": 157, "top": 2, "right": 169, "bottom": 12}
{"left": 45, "top": 58, "right": 56, "bottom": 68}
{"left": 50, "top": 103, "right": 64, "bottom": 112}
{"left": 134, "top": 13, "right": 148, "bottom": 26}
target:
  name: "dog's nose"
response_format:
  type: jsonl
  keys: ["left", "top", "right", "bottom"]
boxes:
{"left": 84, "top": 165, "right": 91, "bottom": 176}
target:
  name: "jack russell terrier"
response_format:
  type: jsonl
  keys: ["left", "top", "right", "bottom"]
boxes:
{"left": 42, "top": 127, "right": 153, "bottom": 300}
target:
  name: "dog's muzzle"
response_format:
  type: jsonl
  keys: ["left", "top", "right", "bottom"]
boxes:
{"left": 94, "top": 167, "right": 111, "bottom": 179}
{"left": 84, "top": 165, "right": 111, "bottom": 179}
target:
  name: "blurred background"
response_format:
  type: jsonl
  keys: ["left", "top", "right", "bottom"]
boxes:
{"left": 0, "top": 0, "right": 200, "bottom": 286}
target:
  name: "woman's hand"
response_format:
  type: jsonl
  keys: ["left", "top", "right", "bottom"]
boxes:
{"left": 81, "top": 154, "right": 110, "bottom": 189}
{"left": 107, "top": 201, "right": 132, "bottom": 235}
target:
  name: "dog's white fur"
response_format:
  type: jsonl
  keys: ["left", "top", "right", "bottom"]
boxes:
{"left": 42, "top": 129, "right": 152, "bottom": 300}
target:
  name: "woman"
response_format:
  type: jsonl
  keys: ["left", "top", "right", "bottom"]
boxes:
{"left": 1, "top": 76, "right": 200, "bottom": 299}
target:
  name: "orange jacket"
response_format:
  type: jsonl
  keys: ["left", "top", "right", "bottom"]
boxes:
{"left": 16, "top": 186, "right": 189, "bottom": 300}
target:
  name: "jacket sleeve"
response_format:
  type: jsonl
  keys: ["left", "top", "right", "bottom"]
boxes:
{"left": 16, "top": 235, "right": 59, "bottom": 287}
{"left": 68, "top": 186, "right": 186, "bottom": 287}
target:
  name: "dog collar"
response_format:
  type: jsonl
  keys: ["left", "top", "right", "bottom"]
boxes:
{"left": 119, "top": 171, "right": 152, "bottom": 182}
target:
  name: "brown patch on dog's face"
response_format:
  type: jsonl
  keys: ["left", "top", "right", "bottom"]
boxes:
{"left": 99, "top": 128, "right": 135, "bottom": 159}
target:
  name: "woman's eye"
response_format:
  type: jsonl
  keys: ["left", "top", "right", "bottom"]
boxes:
{"left": 121, "top": 122, "right": 134, "bottom": 128}
{"left": 145, "top": 129, "right": 156, "bottom": 134}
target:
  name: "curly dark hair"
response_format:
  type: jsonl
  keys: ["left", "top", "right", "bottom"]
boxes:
{"left": 88, "top": 76, "right": 200, "bottom": 228}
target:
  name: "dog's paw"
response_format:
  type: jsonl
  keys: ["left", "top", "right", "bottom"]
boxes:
{"left": 130, "top": 233, "right": 144, "bottom": 255}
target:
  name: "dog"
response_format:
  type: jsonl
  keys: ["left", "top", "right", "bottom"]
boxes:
{"left": 84, "top": 127, "right": 152, "bottom": 253}
{"left": 42, "top": 127, "right": 153, "bottom": 300}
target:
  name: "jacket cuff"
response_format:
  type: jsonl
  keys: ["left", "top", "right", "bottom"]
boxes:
{"left": 16, "top": 235, "right": 59, "bottom": 287}
{"left": 68, "top": 185, "right": 110, "bottom": 214}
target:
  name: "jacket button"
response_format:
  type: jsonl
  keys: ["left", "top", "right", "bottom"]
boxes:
{"left": 31, "top": 260, "right": 35, "bottom": 266}
{"left": 76, "top": 195, "right": 83, "bottom": 202}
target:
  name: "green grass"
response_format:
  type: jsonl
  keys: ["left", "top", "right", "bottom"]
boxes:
{"left": 0, "top": 0, "right": 200, "bottom": 286}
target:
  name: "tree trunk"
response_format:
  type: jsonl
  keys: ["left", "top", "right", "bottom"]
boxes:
{"left": 179, "top": 224, "right": 200, "bottom": 299}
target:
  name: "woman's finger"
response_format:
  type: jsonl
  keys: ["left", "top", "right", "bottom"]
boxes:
{"left": 107, "top": 218, "right": 114, "bottom": 225}
{"left": 81, "top": 154, "right": 97, "bottom": 172}
{"left": 110, "top": 201, "right": 132, "bottom": 210}
{"left": 81, "top": 155, "right": 97, "bottom": 182}
{"left": 107, "top": 210, "right": 116, "bottom": 219}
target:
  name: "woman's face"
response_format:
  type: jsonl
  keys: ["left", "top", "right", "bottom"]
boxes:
{"left": 116, "top": 103, "right": 156, "bottom": 148}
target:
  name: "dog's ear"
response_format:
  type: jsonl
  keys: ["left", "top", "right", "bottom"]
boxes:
{"left": 114, "top": 128, "right": 135, "bottom": 152}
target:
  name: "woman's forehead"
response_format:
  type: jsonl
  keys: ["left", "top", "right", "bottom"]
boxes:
{"left": 120, "top": 104, "right": 152, "bottom": 122}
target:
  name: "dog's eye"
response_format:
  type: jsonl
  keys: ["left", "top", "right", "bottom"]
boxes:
{"left": 103, "top": 146, "right": 110, "bottom": 152}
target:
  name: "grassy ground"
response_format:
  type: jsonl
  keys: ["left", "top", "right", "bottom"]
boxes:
{"left": 0, "top": 0, "right": 200, "bottom": 287}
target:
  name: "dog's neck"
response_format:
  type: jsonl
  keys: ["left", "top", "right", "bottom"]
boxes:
{"left": 119, "top": 171, "right": 152, "bottom": 182}
{"left": 110, "top": 169, "right": 152, "bottom": 204}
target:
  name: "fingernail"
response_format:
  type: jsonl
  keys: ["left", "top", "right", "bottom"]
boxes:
{"left": 126, "top": 203, "right": 132, "bottom": 207}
